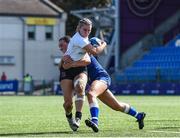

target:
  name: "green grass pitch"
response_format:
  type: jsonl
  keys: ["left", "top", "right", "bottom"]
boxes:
{"left": 0, "top": 96, "right": 180, "bottom": 137}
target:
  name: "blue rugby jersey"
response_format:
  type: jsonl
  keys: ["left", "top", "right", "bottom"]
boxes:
{"left": 87, "top": 55, "right": 111, "bottom": 86}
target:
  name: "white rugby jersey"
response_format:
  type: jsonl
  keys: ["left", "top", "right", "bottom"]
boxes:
{"left": 64, "top": 32, "right": 90, "bottom": 61}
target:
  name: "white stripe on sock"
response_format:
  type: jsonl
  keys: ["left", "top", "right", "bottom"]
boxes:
{"left": 135, "top": 112, "right": 139, "bottom": 117}
{"left": 89, "top": 100, "right": 99, "bottom": 108}
{"left": 124, "top": 104, "right": 130, "bottom": 113}
{"left": 91, "top": 117, "right": 98, "bottom": 120}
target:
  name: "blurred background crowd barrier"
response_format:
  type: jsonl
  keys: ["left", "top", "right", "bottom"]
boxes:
{"left": 1, "top": 79, "right": 180, "bottom": 96}
{"left": 0, "top": 80, "right": 62, "bottom": 96}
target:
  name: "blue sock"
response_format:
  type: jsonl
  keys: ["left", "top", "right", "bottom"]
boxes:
{"left": 90, "top": 106, "right": 99, "bottom": 125}
{"left": 128, "top": 107, "right": 139, "bottom": 119}
{"left": 136, "top": 113, "right": 143, "bottom": 120}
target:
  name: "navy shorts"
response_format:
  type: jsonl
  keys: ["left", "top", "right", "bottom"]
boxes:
{"left": 88, "top": 73, "right": 111, "bottom": 87}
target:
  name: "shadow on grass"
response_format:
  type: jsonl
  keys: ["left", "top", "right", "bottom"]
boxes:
{"left": 156, "top": 126, "right": 180, "bottom": 130}
{"left": 146, "top": 120, "right": 180, "bottom": 131}
{"left": 146, "top": 119, "right": 180, "bottom": 122}
{"left": 0, "top": 130, "right": 91, "bottom": 137}
{"left": 145, "top": 119, "right": 180, "bottom": 131}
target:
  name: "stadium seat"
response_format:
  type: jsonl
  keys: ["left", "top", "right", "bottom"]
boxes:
{"left": 116, "top": 34, "right": 180, "bottom": 82}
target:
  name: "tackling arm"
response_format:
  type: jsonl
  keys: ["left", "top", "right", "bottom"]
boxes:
{"left": 63, "top": 53, "right": 91, "bottom": 69}
{"left": 83, "top": 41, "right": 107, "bottom": 55}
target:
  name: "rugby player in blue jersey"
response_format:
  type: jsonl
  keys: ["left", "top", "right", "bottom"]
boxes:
{"left": 84, "top": 55, "right": 146, "bottom": 132}
{"left": 59, "top": 36, "right": 146, "bottom": 132}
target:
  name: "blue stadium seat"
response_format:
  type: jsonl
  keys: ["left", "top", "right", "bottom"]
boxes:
{"left": 117, "top": 34, "right": 180, "bottom": 82}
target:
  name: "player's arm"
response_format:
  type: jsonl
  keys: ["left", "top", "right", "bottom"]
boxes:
{"left": 83, "top": 41, "right": 107, "bottom": 55}
{"left": 62, "top": 55, "right": 73, "bottom": 63}
{"left": 71, "top": 53, "right": 91, "bottom": 67}
{"left": 58, "top": 60, "right": 63, "bottom": 70}
{"left": 63, "top": 53, "right": 91, "bottom": 69}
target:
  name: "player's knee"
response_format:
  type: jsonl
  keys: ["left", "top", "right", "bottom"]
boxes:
{"left": 75, "top": 84, "right": 83, "bottom": 92}
{"left": 87, "top": 91, "right": 97, "bottom": 98}
{"left": 74, "top": 79, "right": 86, "bottom": 96}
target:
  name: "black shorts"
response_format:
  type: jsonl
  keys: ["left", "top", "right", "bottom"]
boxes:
{"left": 59, "top": 66, "right": 87, "bottom": 82}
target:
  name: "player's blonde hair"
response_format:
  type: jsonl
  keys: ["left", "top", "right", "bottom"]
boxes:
{"left": 76, "top": 18, "right": 92, "bottom": 32}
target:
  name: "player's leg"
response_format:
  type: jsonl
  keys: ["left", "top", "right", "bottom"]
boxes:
{"left": 98, "top": 89, "right": 130, "bottom": 112}
{"left": 74, "top": 93, "right": 85, "bottom": 128}
{"left": 60, "top": 79, "right": 77, "bottom": 131}
{"left": 73, "top": 72, "right": 87, "bottom": 127}
{"left": 98, "top": 89, "right": 146, "bottom": 129}
{"left": 85, "top": 80, "right": 108, "bottom": 132}
{"left": 74, "top": 72, "right": 87, "bottom": 96}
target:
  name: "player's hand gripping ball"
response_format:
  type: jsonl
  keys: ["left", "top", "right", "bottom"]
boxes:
{"left": 89, "top": 37, "right": 102, "bottom": 47}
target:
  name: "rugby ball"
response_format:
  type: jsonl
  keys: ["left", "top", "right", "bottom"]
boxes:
{"left": 89, "top": 37, "right": 102, "bottom": 47}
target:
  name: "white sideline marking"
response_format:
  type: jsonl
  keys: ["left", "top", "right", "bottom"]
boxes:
{"left": 149, "top": 130, "right": 180, "bottom": 134}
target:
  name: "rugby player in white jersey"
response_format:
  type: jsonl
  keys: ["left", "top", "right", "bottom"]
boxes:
{"left": 59, "top": 18, "right": 106, "bottom": 131}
